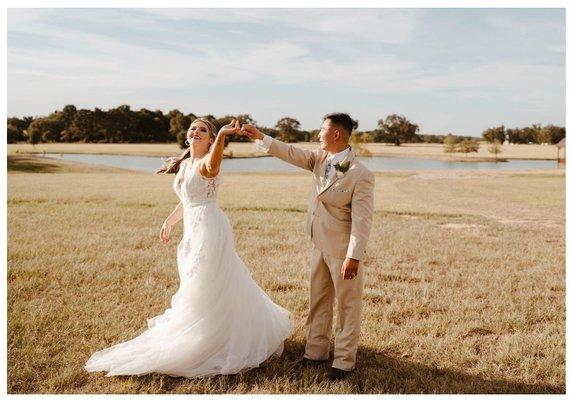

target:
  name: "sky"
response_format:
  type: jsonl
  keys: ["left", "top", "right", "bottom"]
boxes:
{"left": 7, "top": 8, "right": 566, "bottom": 135}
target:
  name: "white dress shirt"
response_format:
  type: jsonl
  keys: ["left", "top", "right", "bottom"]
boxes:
{"left": 256, "top": 134, "right": 274, "bottom": 151}
{"left": 324, "top": 146, "right": 351, "bottom": 181}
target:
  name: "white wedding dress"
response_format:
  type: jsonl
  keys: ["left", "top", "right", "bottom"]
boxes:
{"left": 85, "top": 157, "right": 292, "bottom": 378}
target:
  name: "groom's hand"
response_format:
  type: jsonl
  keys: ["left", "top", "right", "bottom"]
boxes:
{"left": 341, "top": 258, "right": 359, "bottom": 280}
{"left": 241, "top": 124, "right": 264, "bottom": 140}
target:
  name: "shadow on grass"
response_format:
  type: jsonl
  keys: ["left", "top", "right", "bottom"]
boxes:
{"left": 110, "top": 340, "right": 564, "bottom": 394}
{"left": 7, "top": 155, "right": 62, "bottom": 173}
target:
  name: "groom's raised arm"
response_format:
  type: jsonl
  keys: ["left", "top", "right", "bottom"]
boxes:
{"left": 242, "top": 125, "right": 317, "bottom": 172}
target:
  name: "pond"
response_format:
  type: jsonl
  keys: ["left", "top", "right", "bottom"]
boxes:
{"left": 43, "top": 153, "right": 558, "bottom": 173}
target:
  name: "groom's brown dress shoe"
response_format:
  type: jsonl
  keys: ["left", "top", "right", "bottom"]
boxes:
{"left": 327, "top": 367, "right": 350, "bottom": 380}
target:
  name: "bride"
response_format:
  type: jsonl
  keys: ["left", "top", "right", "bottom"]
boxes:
{"left": 85, "top": 118, "right": 292, "bottom": 378}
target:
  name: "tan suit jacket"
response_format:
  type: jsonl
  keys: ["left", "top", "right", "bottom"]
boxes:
{"left": 268, "top": 139, "right": 375, "bottom": 260}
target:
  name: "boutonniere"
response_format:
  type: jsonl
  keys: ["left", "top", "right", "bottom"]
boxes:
{"left": 333, "top": 160, "right": 351, "bottom": 178}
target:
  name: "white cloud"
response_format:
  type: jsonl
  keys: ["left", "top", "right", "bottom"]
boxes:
{"left": 484, "top": 12, "right": 562, "bottom": 38}
{"left": 140, "top": 8, "right": 422, "bottom": 44}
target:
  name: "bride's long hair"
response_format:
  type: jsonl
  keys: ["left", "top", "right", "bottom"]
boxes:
{"left": 156, "top": 118, "right": 219, "bottom": 174}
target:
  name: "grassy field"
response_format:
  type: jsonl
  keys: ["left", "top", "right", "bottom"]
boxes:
{"left": 8, "top": 141, "right": 561, "bottom": 160}
{"left": 7, "top": 155, "right": 565, "bottom": 394}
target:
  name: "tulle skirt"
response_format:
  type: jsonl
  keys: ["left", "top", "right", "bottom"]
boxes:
{"left": 85, "top": 202, "right": 292, "bottom": 378}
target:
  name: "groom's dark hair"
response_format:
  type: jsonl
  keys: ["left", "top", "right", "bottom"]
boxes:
{"left": 324, "top": 112, "right": 355, "bottom": 137}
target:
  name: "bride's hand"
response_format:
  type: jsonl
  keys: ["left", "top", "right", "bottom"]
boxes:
{"left": 219, "top": 119, "right": 242, "bottom": 137}
{"left": 160, "top": 221, "right": 172, "bottom": 243}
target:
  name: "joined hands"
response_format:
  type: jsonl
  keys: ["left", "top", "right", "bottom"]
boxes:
{"left": 218, "top": 119, "right": 264, "bottom": 141}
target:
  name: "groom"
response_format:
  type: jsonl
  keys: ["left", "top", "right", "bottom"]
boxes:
{"left": 242, "top": 113, "right": 375, "bottom": 379}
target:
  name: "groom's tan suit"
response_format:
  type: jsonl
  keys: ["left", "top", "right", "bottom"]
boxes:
{"left": 262, "top": 137, "right": 375, "bottom": 371}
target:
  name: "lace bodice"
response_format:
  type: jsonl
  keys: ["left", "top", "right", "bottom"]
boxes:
{"left": 173, "top": 158, "right": 222, "bottom": 207}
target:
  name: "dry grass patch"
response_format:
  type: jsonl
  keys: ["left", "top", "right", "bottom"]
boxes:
{"left": 7, "top": 156, "right": 565, "bottom": 393}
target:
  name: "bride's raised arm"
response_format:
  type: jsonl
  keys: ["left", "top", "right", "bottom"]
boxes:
{"left": 200, "top": 119, "right": 241, "bottom": 178}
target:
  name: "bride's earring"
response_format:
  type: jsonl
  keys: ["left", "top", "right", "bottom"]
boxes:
{"left": 185, "top": 139, "right": 190, "bottom": 146}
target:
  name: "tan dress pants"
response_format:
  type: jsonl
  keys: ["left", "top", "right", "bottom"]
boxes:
{"left": 303, "top": 246, "right": 364, "bottom": 371}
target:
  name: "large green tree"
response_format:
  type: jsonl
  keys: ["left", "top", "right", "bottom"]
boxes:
{"left": 7, "top": 124, "right": 21, "bottom": 143}
{"left": 65, "top": 109, "right": 97, "bottom": 142}
{"left": 275, "top": 117, "right": 301, "bottom": 142}
{"left": 26, "top": 115, "right": 65, "bottom": 143}
{"left": 169, "top": 110, "right": 191, "bottom": 148}
{"left": 376, "top": 114, "right": 419, "bottom": 146}
{"left": 135, "top": 109, "right": 170, "bottom": 143}
{"left": 26, "top": 120, "right": 43, "bottom": 145}
{"left": 543, "top": 124, "right": 565, "bottom": 144}
{"left": 482, "top": 125, "right": 506, "bottom": 144}
{"left": 7, "top": 116, "right": 33, "bottom": 143}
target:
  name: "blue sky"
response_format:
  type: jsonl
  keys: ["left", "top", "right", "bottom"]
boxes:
{"left": 7, "top": 8, "right": 565, "bottom": 135}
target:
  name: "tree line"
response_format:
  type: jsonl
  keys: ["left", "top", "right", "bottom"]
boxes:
{"left": 481, "top": 124, "right": 565, "bottom": 145}
{"left": 7, "top": 105, "right": 565, "bottom": 147}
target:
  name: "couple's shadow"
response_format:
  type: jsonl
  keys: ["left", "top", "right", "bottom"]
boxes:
{"left": 134, "top": 339, "right": 564, "bottom": 394}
